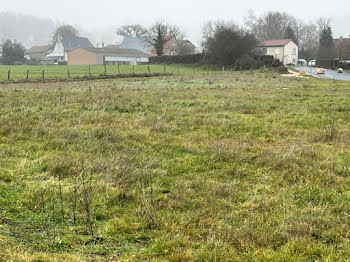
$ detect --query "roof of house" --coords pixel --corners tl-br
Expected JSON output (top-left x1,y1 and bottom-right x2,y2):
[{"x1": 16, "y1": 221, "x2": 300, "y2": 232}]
[
  {"x1": 61, "y1": 36, "x2": 94, "y2": 51},
  {"x1": 120, "y1": 37, "x2": 153, "y2": 55},
  {"x1": 104, "y1": 44, "x2": 120, "y2": 50},
  {"x1": 26, "y1": 45, "x2": 52, "y2": 54},
  {"x1": 259, "y1": 39, "x2": 293, "y2": 47},
  {"x1": 74, "y1": 47, "x2": 150, "y2": 58}
]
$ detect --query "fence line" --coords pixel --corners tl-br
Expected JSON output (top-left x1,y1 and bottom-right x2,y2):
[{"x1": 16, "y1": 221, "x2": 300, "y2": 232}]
[{"x1": 0, "y1": 64, "x2": 255, "y2": 82}]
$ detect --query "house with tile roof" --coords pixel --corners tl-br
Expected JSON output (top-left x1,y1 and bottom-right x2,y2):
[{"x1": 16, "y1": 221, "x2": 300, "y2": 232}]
[
  {"x1": 25, "y1": 45, "x2": 52, "y2": 61},
  {"x1": 44, "y1": 36, "x2": 94, "y2": 64},
  {"x1": 259, "y1": 39, "x2": 298, "y2": 66}
]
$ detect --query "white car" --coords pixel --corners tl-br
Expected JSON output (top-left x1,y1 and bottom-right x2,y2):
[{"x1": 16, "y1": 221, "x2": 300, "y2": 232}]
[{"x1": 308, "y1": 60, "x2": 316, "y2": 67}]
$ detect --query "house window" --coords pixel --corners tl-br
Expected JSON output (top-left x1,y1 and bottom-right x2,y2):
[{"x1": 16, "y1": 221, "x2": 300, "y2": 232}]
[{"x1": 275, "y1": 48, "x2": 280, "y2": 55}]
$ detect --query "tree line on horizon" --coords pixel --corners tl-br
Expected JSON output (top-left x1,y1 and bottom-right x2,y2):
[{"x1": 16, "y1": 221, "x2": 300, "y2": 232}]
[{"x1": 0, "y1": 11, "x2": 341, "y2": 65}]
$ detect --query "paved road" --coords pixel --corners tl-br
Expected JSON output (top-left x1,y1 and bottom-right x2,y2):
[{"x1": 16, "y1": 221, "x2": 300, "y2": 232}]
[{"x1": 297, "y1": 67, "x2": 350, "y2": 81}]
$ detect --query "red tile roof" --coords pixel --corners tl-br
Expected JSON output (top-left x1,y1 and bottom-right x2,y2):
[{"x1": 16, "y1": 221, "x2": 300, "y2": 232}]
[{"x1": 259, "y1": 39, "x2": 293, "y2": 47}]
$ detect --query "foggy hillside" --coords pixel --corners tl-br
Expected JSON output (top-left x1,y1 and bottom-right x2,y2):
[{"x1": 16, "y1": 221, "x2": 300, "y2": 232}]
[{"x1": 0, "y1": 12, "x2": 55, "y2": 47}]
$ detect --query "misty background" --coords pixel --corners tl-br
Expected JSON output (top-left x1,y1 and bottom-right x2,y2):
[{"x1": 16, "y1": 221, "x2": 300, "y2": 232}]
[{"x1": 1, "y1": 0, "x2": 350, "y2": 48}]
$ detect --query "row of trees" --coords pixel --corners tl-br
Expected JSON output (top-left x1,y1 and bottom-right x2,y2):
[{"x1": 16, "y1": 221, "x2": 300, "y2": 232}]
[
  {"x1": 244, "y1": 11, "x2": 335, "y2": 60},
  {"x1": 115, "y1": 11, "x2": 338, "y2": 65}
]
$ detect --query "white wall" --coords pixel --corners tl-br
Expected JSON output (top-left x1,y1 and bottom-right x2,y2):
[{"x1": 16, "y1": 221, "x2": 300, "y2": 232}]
[
  {"x1": 283, "y1": 42, "x2": 298, "y2": 65},
  {"x1": 46, "y1": 39, "x2": 65, "y2": 58}
]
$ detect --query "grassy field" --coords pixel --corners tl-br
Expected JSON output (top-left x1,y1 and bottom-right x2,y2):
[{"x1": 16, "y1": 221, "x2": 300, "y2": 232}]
[
  {"x1": 0, "y1": 64, "x2": 222, "y2": 81},
  {"x1": 1, "y1": 70, "x2": 350, "y2": 261}
]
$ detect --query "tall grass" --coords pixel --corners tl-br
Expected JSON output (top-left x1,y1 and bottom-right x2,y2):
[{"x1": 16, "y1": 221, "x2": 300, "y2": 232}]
[{"x1": 1, "y1": 71, "x2": 350, "y2": 261}]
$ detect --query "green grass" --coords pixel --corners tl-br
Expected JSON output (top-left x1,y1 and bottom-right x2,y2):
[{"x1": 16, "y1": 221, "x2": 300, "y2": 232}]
[
  {"x1": 1, "y1": 70, "x2": 350, "y2": 261},
  {"x1": 0, "y1": 64, "x2": 221, "y2": 81}
]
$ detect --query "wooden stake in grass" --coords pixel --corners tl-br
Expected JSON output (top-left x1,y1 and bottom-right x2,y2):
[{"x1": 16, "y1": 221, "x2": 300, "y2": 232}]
[
  {"x1": 104, "y1": 64, "x2": 107, "y2": 76},
  {"x1": 148, "y1": 65, "x2": 151, "y2": 74},
  {"x1": 67, "y1": 69, "x2": 70, "y2": 79},
  {"x1": 58, "y1": 174, "x2": 65, "y2": 220},
  {"x1": 88, "y1": 65, "x2": 91, "y2": 77},
  {"x1": 42, "y1": 70, "x2": 45, "y2": 80},
  {"x1": 118, "y1": 63, "x2": 120, "y2": 75},
  {"x1": 7, "y1": 70, "x2": 10, "y2": 80},
  {"x1": 26, "y1": 70, "x2": 29, "y2": 81}
]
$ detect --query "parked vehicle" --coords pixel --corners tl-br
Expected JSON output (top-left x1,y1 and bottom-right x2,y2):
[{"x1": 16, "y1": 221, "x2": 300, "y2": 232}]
[
  {"x1": 308, "y1": 60, "x2": 316, "y2": 67},
  {"x1": 298, "y1": 59, "x2": 307, "y2": 66}
]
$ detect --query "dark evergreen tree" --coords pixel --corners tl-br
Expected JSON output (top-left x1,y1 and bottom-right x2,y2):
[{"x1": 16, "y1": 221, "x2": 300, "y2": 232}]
[
  {"x1": 318, "y1": 27, "x2": 334, "y2": 59},
  {"x1": 1, "y1": 40, "x2": 25, "y2": 65},
  {"x1": 284, "y1": 25, "x2": 298, "y2": 44}
]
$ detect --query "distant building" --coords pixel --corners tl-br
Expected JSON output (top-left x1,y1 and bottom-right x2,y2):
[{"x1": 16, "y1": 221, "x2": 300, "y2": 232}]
[
  {"x1": 120, "y1": 37, "x2": 153, "y2": 55},
  {"x1": 334, "y1": 37, "x2": 350, "y2": 61},
  {"x1": 44, "y1": 36, "x2": 94, "y2": 64},
  {"x1": 258, "y1": 39, "x2": 298, "y2": 66},
  {"x1": 120, "y1": 36, "x2": 196, "y2": 57},
  {"x1": 25, "y1": 45, "x2": 52, "y2": 61},
  {"x1": 67, "y1": 47, "x2": 149, "y2": 65},
  {"x1": 150, "y1": 35, "x2": 196, "y2": 56}
]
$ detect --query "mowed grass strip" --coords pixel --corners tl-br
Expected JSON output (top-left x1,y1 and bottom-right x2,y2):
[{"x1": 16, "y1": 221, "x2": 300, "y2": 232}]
[{"x1": 1, "y1": 71, "x2": 350, "y2": 261}]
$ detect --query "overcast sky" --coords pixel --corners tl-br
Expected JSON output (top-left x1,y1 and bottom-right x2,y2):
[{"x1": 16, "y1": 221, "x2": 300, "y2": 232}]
[{"x1": 2, "y1": 0, "x2": 350, "y2": 46}]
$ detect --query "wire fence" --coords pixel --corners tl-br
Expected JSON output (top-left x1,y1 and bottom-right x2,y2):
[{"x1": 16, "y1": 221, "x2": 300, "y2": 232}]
[{"x1": 0, "y1": 64, "x2": 228, "y2": 82}]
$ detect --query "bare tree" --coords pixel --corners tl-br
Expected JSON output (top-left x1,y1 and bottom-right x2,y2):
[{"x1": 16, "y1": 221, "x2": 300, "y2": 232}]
[
  {"x1": 245, "y1": 11, "x2": 298, "y2": 42},
  {"x1": 144, "y1": 20, "x2": 184, "y2": 56},
  {"x1": 316, "y1": 17, "x2": 332, "y2": 34},
  {"x1": 298, "y1": 24, "x2": 319, "y2": 60},
  {"x1": 52, "y1": 25, "x2": 79, "y2": 43},
  {"x1": 116, "y1": 24, "x2": 147, "y2": 37}
]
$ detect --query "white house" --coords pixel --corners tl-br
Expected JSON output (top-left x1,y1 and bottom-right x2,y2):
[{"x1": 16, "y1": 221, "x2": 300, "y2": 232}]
[
  {"x1": 44, "y1": 36, "x2": 94, "y2": 64},
  {"x1": 259, "y1": 39, "x2": 298, "y2": 66}
]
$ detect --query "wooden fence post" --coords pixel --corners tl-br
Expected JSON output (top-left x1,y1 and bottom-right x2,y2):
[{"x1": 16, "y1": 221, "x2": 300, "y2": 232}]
[
  {"x1": 104, "y1": 64, "x2": 107, "y2": 76},
  {"x1": 118, "y1": 64, "x2": 120, "y2": 75},
  {"x1": 7, "y1": 70, "x2": 10, "y2": 81},
  {"x1": 67, "y1": 69, "x2": 70, "y2": 79},
  {"x1": 148, "y1": 65, "x2": 150, "y2": 74},
  {"x1": 42, "y1": 70, "x2": 45, "y2": 80},
  {"x1": 222, "y1": 66, "x2": 225, "y2": 72},
  {"x1": 89, "y1": 65, "x2": 91, "y2": 77},
  {"x1": 26, "y1": 70, "x2": 29, "y2": 81}
]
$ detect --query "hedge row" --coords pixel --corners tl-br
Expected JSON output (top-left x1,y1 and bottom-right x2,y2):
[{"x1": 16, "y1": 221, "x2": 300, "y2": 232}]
[{"x1": 149, "y1": 54, "x2": 204, "y2": 64}]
